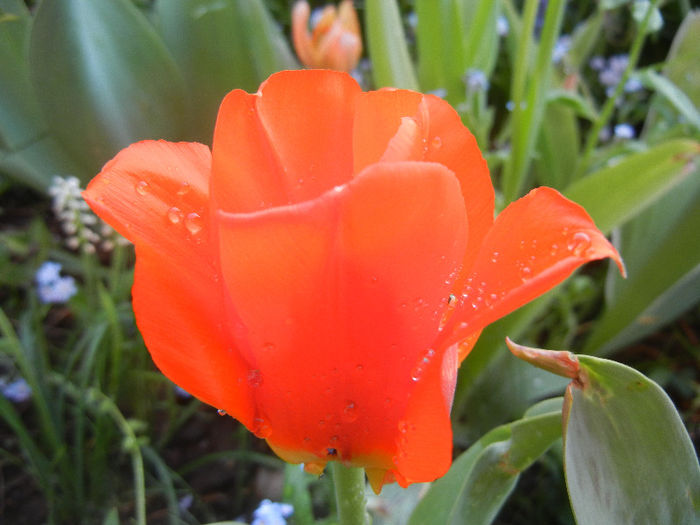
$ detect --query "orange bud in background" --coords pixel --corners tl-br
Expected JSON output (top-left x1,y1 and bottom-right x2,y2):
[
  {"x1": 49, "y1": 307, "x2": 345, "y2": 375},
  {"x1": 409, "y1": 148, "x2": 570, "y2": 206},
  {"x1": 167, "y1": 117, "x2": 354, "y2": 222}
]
[{"x1": 292, "y1": 0, "x2": 362, "y2": 72}]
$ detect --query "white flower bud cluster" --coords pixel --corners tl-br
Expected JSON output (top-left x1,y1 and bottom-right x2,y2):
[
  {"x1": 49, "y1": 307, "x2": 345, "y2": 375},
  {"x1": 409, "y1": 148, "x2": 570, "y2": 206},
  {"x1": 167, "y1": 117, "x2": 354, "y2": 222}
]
[{"x1": 48, "y1": 175, "x2": 130, "y2": 253}]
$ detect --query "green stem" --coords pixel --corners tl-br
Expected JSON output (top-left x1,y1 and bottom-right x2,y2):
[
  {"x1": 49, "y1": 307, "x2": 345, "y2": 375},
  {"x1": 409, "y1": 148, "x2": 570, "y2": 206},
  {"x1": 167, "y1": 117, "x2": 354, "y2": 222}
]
[{"x1": 331, "y1": 462, "x2": 369, "y2": 525}]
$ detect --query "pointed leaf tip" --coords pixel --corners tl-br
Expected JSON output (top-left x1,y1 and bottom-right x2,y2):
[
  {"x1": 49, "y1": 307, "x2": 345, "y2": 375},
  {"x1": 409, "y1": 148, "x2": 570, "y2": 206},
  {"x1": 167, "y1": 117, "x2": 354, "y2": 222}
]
[{"x1": 505, "y1": 338, "x2": 581, "y2": 381}]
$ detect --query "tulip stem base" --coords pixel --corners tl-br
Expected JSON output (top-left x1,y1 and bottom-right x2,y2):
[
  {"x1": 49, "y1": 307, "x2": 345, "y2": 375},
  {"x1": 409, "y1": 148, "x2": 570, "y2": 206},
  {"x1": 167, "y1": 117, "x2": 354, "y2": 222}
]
[{"x1": 330, "y1": 462, "x2": 369, "y2": 525}]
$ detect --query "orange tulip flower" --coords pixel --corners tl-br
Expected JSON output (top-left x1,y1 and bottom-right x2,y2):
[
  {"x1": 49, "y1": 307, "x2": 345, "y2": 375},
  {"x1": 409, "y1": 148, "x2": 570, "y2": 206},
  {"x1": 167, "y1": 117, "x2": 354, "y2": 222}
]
[
  {"x1": 292, "y1": 0, "x2": 362, "y2": 71},
  {"x1": 83, "y1": 70, "x2": 623, "y2": 493}
]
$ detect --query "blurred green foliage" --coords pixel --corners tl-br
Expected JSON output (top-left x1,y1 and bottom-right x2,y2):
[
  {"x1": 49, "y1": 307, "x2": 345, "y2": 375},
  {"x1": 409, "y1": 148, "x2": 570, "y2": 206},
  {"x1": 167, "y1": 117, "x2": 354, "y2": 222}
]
[{"x1": 0, "y1": 0, "x2": 698, "y2": 523}]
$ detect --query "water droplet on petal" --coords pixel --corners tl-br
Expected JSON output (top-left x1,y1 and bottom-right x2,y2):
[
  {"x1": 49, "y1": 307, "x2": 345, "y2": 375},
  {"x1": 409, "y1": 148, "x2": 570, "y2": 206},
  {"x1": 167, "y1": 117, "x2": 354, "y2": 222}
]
[
  {"x1": 491, "y1": 251, "x2": 500, "y2": 263},
  {"x1": 177, "y1": 182, "x2": 190, "y2": 195},
  {"x1": 343, "y1": 401, "x2": 358, "y2": 422},
  {"x1": 550, "y1": 243, "x2": 559, "y2": 256},
  {"x1": 167, "y1": 206, "x2": 182, "y2": 224},
  {"x1": 568, "y1": 231, "x2": 592, "y2": 256},
  {"x1": 217, "y1": 408, "x2": 227, "y2": 416},
  {"x1": 185, "y1": 212, "x2": 203, "y2": 234},
  {"x1": 252, "y1": 417, "x2": 272, "y2": 438},
  {"x1": 410, "y1": 365, "x2": 424, "y2": 382},
  {"x1": 431, "y1": 136, "x2": 442, "y2": 149},
  {"x1": 519, "y1": 265, "x2": 532, "y2": 281},
  {"x1": 247, "y1": 369, "x2": 263, "y2": 387},
  {"x1": 135, "y1": 181, "x2": 149, "y2": 195}
]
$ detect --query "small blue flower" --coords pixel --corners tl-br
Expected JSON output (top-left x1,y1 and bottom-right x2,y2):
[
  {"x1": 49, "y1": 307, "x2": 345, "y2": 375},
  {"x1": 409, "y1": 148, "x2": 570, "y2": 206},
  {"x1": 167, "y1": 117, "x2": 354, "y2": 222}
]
[
  {"x1": 464, "y1": 69, "x2": 489, "y2": 93},
  {"x1": 35, "y1": 261, "x2": 62, "y2": 286},
  {"x1": 614, "y1": 123, "x2": 635, "y2": 140},
  {"x1": 252, "y1": 499, "x2": 294, "y2": 525},
  {"x1": 2, "y1": 378, "x2": 32, "y2": 403},
  {"x1": 35, "y1": 261, "x2": 78, "y2": 304},
  {"x1": 497, "y1": 15, "x2": 509, "y2": 37},
  {"x1": 552, "y1": 35, "x2": 571, "y2": 64}
]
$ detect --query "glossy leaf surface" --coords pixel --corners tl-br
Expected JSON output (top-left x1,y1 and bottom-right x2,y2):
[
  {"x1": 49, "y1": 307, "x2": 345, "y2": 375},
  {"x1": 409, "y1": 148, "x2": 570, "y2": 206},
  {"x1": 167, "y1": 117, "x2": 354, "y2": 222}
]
[
  {"x1": 410, "y1": 400, "x2": 562, "y2": 525},
  {"x1": 564, "y1": 355, "x2": 700, "y2": 525},
  {"x1": 29, "y1": 0, "x2": 186, "y2": 179}
]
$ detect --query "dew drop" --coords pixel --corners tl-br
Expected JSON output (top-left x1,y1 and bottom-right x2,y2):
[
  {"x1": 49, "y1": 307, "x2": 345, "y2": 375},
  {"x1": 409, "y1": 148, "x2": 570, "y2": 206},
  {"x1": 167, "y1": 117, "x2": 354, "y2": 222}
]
[
  {"x1": 167, "y1": 206, "x2": 182, "y2": 224},
  {"x1": 185, "y1": 212, "x2": 203, "y2": 234},
  {"x1": 247, "y1": 369, "x2": 263, "y2": 387},
  {"x1": 343, "y1": 401, "x2": 358, "y2": 422},
  {"x1": 431, "y1": 136, "x2": 442, "y2": 149},
  {"x1": 177, "y1": 182, "x2": 190, "y2": 196},
  {"x1": 410, "y1": 365, "x2": 424, "y2": 382},
  {"x1": 519, "y1": 265, "x2": 532, "y2": 281},
  {"x1": 252, "y1": 417, "x2": 272, "y2": 438},
  {"x1": 356, "y1": 364, "x2": 364, "y2": 372},
  {"x1": 135, "y1": 181, "x2": 149, "y2": 195},
  {"x1": 263, "y1": 342, "x2": 276, "y2": 352},
  {"x1": 217, "y1": 408, "x2": 226, "y2": 416},
  {"x1": 318, "y1": 419, "x2": 326, "y2": 428},
  {"x1": 568, "y1": 231, "x2": 592, "y2": 256},
  {"x1": 447, "y1": 294, "x2": 457, "y2": 306},
  {"x1": 550, "y1": 243, "x2": 559, "y2": 256},
  {"x1": 490, "y1": 251, "x2": 500, "y2": 263}
]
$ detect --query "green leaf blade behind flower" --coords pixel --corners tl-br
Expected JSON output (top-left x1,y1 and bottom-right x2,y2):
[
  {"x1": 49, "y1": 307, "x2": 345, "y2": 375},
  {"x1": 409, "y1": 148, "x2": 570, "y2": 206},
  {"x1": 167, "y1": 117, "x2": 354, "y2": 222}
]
[
  {"x1": 563, "y1": 138, "x2": 699, "y2": 236},
  {"x1": 28, "y1": 0, "x2": 187, "y2": 181},
  {"x1": 409, "y1": 405, "x2": 562, "y2": 525},
  {"x1": 155, "y1": 0, "x2": 297, "y2": 143},
  {"x1": 365, "y1": 0, "x2": 419, "y2": 90},
  {"x1": 564, "y1": 355, "x2": 700, "y2": 525}
]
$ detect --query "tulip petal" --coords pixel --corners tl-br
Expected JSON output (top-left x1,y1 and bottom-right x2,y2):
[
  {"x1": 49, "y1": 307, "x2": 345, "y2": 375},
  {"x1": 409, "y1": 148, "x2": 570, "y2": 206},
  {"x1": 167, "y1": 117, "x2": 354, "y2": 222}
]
[
  {"x1": 421, "y1": 95, "x2": 494, "y2": 275},
  {"x1": 352, "y1": 89, "x2": 423, "y2": 174},
  {"x1": 217, "y1": 161, "x2": 468, "y2": 485},
  {"x1": 354, "y1": 91, "x2": 493, "y2": 287},
  {"x1": 212, "y1": 89, "x2": 289, "y2": 213},
  {"x1": 83, "y1": 140, "x2": 254, "y2": 423},
  {"x1": 440, "y1": 187, "x2": 624, "y2": 349},
  {"x1": 256, "y1": 70, "x2": 362, "y2": 201}
]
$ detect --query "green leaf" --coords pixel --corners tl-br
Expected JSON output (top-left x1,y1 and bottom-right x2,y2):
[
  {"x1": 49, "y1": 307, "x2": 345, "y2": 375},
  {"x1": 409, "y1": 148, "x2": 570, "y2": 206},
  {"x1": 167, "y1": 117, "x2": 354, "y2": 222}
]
[
  {"x1": 282, "y1": 463, "x2": 315, "y2": 525},
  {"x1": 0, "y1": 16, "x2": 84, "y2": 191},
  {"x1": 410, "y1": 408, "x2": 562, "y2": 525},
  {"x1": 563, "y1": 138, "x2": 699, "y2": 235},
  {"x1": 584, "y1": 171, "x2": 700, "y2": 354},
  {"x1": 534, "y1": 100, "x2": 580, "y2": 189},
  {"x1": 0, "y1": 0, "x2": 28, "y2": 16},
  {"x1": 638, "y1": 69, "x2": 700, "y2": 133},
  {"x1": 154, "y1": 0, "x2": 297, "y2": 143},
  {"x1": 564, "y1": 355, "x2": 700, "y2": 524},
  {"x1": 28, "y1": 0, "x2": 187, "y2": 181},
  {"x1": 0, "y1": 16, "x2": 43, "y2": 151},
  {"x1": 365, "y1": 0, "x2": 418, "y2": 90}
]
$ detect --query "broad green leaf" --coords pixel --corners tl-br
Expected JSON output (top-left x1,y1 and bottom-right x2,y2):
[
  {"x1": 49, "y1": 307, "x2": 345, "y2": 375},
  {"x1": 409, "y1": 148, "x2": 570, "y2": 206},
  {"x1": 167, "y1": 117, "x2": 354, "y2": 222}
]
[
  {"x1": 663, "y1": 11, "x2": 700, "y2": 106},
  {"x1": 534, "y1": 100, "x2": 580, "y2": 189},
  {"x1": 410, "y1": 408, "x2": 562, "y2": 525},
  {"x1": 0, "y1": 16, "x2": 84, "y2": 190},
  {"x1": 0, "y1": 0, "x2": 27, "y2": 16},
  {"x1": 0, "y1": 17, "x2": 43, "y2": 151},
  {"x1": 563, "y1": 138, "x2": 699, "y2": 235},
  {"x1": 584, "y1": 172, "x2": 700, "y2": 354},
  {"x1": 155, "y1": 0, "x2": 297, "y2": 142},
  {"x1": 415, "y1": 0, "x2": 464, "y2": 95},
  {"x1": 564, "y1": 355, "x2": 700, "y2": 525},
  {"x1": 643, "y1": 11, "x2": 700, "y2": 137},
  {"x1": 365, "y1": 0, "x2": 418, "y2": 90},
  {"x1": 0, "y1": 135, "x2": 85, "y2": 192},
  {"x1": 461, "y1": 0, "x2": 501, "y2": 78},
  {"x1": 29, "y1": 0, "x2": 186, "y2": 181},
  {"x1": 639, "y1": 69, "x2": 700, "y2": 133}
]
